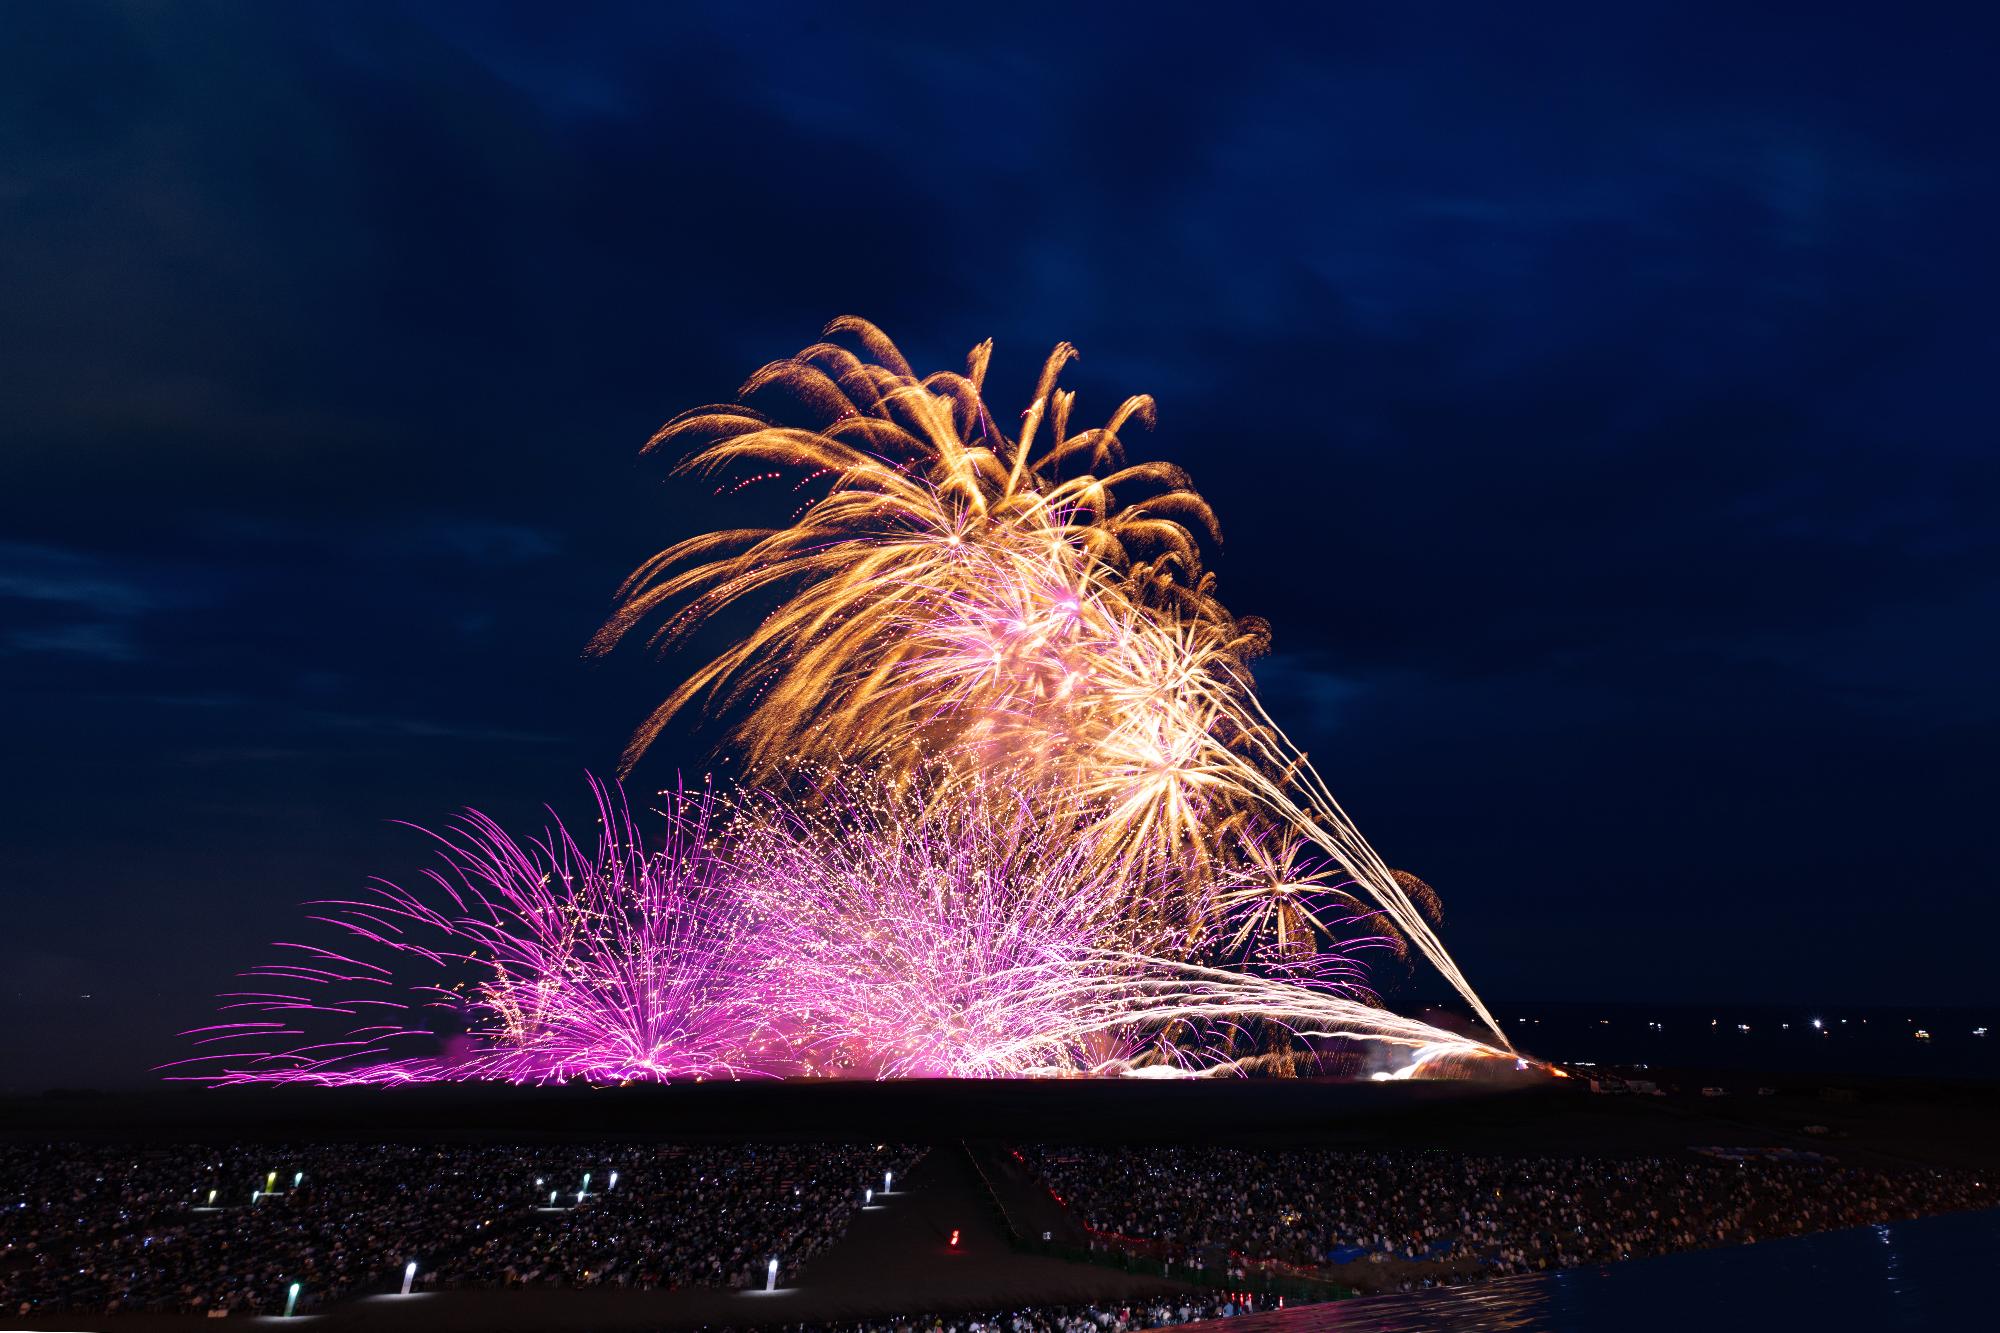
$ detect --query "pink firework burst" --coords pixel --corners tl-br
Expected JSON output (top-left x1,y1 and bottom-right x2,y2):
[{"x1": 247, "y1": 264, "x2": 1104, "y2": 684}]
[
  {"x1": 166, "y1": 780, "x2": 777, "y2": 1085},
  {"x1": 722, "y1": 768, "x2": 1164, "y2": 1077},
  {"x1": 724, "y1": 769, "x2": 1380, "y2": 1079}
]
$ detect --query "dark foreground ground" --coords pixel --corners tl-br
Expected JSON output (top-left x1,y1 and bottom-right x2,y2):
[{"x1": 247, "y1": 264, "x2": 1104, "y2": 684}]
[
  {"x1": 2, "y1": 1142, "x2": 1211, "y2": 1333},
  {"x1": 6, "y1": 1068, "x2": 1998, "y2": 1170},
  {"x1": 4, "y1": 1071, "x2": 1995, "y2": 1331}
]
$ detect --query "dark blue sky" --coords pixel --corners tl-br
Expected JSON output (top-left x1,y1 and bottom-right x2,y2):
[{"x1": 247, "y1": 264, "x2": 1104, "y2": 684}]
[{"x1": 3, "y1": 2, "x2": 1995, "y2": 1089}]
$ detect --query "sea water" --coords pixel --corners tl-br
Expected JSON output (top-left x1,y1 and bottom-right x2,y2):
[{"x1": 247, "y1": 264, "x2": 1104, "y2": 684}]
[{"x1": 1255, "y1": 1206, "x2": 2000, "y2": 1332}]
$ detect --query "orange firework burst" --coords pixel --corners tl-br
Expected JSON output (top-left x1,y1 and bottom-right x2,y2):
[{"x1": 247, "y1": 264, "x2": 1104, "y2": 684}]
[
  {"x1": 591, "y1": 317, "x2": 1264, "y2": 778},
  {"x1": 595, "y1": 320, "x2": 1509, "y2": 1048}
]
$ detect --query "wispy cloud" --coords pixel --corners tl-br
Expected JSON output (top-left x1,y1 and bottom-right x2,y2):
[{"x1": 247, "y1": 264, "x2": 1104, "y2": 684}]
[
  {"x1": 0, "y1": 542, "x2": 160, "y2": 616},
  {"x1": 0, "y1": 542, "x2": 184, "y2": 662},
  {"x1": 6, "y1": 622, "x2": 140, "y2": 662}
]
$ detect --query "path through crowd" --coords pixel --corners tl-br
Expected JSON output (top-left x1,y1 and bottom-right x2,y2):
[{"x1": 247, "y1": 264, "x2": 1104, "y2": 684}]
[
  {"x1": 4, "y1": 1145, "x2": 1198, "y2": 1333},
  {"x1": 755, "y1": 1142, "x2": 1198, "y2": 1315}
]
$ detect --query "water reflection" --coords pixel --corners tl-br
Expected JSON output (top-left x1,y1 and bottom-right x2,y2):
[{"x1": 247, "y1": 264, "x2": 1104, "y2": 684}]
[{"x1": 1197, "y1": 1208, "x2": 1999, "y2": 1333}]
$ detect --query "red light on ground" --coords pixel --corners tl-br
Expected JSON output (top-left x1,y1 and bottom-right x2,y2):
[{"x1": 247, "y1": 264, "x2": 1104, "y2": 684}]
[{"x1": 949, "y1": 1229, "x2": 960, "y2": 1248}]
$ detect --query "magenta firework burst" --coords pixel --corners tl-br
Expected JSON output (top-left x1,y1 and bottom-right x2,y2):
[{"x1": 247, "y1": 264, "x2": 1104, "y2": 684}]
[
  {"x1": 168, "y1": 781, "x2": 776, "y2": 1085},
  {"x1": 722, "y1": 770, "x2": 1416, "y2": 1079},
  {"x1": 177, "y1": 773, "x2": 1527, "y2": 1084},
  {"x1": 724, "y1": 770, "x2": 1163, "y2": 1077},
  {"x1": 172, "y1": 320, "x2": 1553, "y2": 1085}
]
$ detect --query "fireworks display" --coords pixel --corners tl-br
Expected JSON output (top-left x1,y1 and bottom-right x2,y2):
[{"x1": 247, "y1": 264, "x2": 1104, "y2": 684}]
[
  {"x1": 592, "y1": 320, "x2": 1505, "y2": 1041},
  {"x1": 185, "y1": 320, "x2": 1530, "y2": 1084},
  {"x1": 182, "y1": 771, "x2": 1511, "y2": 1082},
  {"x1": 170, "y1": 782, "x2": 776, "y2": 1085}
]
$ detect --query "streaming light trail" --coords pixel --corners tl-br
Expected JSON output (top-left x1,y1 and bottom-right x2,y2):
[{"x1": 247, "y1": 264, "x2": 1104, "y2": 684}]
[
  {"x1": 177, "y1": 772, "x2": 1522, "y2": 1084},
  {"x1": 165, "y1": 781, "x2": 779, "y2": 1086},
  {"x1": 726, "y1": 768, "x2": 1506, "y2": 1079},
  {"x1": 178, "y1": 321, "x2": 1530, "y2": 1083},
  {"x1": 593, "y1": 319, "x2": 1507, "y2": 1044}
]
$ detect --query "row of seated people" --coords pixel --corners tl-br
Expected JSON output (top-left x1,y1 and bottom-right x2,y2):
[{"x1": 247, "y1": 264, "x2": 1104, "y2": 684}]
[{"x1": 3, "y1": 1140, "x2": 921, "y2": 1316}]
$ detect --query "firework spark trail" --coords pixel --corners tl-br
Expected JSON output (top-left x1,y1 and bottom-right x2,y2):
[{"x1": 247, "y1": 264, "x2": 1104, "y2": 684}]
[
  {"x1": 721, "y1": 769, "x2": 1162, "y2": 1077},
  {"x1": 182, "y1": 321, "x2": 1527, "y2": 1085},
  {"x1": 1203, "y1": 665, "x2": 1510, "y2": 1046},
  {"x1": 166, "y1": 781, "x2": 777, "y2": 1086},
  {"x1": 722, "y1": 769, "x2": 1510, "y2": 1079},
  {"x1": 178, "y1": 773, "x2": 1526, "y2": 1083},
  {"x1": 590, "y1": 319, "x2": 1510, "y2": 1049},
  {"x1": 877, "y1": 509, "x2": 1512, "y2": 1045},
  {"x1": 590, "y1": 318, "x2": 1264, "y2": 788},
  {"x1": 892, "y1": 543, "x2": 1250, "y2": 869}
]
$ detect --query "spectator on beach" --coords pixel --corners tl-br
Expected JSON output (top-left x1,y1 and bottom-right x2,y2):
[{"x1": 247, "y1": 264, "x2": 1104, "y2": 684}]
[
  {"x1": 1013, "y1": 1145, "x2": 1989, "y2": 1292},
  {"x1": 2, "y1": 1141, "x2": 920, "y2": 1317},
  {"x1": 737, "y1": 1294, "x2": 1266, "y2": 1333}
]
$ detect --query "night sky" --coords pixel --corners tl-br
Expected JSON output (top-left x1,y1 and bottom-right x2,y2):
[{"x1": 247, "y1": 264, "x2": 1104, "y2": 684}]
[{"x1": 4, "y1": 3, "x2": 1995, "y2": 1090}]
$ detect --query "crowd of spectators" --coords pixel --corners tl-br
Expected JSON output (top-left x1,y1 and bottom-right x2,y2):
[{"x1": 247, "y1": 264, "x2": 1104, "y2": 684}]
[
  {"x1": 448, "y1": 1143, "x2": 915, "y2": 1290},
  {"x1": 2, "y1": 1141, "x2": 919, "y2": 1318},
  {"x1": 17, "y1": 1136, "x2": 1984, "y2": 1319},
  {"x1": 1014, "y1": 1145, "x2": 1990, "y2": 1291},
  {"x1": 722, "y1": 1294, "x2": 1268, "y2": 1333}
]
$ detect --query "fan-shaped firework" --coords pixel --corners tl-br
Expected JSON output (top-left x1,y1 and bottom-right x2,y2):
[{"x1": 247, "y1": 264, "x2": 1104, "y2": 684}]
[
  {"x1": 168, "y1": 782, "x2": 775, "y2": 1085},
  {"x1": 725, "y1": 768, "x2": 1184, "y2": 1077},
  {"x1": 725, "y1": 768, "x2": 1501, "y2": 1080},
  {"x1": 178, "y1": 773, "x2": 1523, "y2": 1084},
  {"x1": 595, "y1": 320, "x2": 1506, "y2": 1044},
  {"x1": 589, "y1": 318, "x2": 1266, "y2": 885},
  {"x1": 181, "y1": 321, "x2": 1527, "y2": 1085}
]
